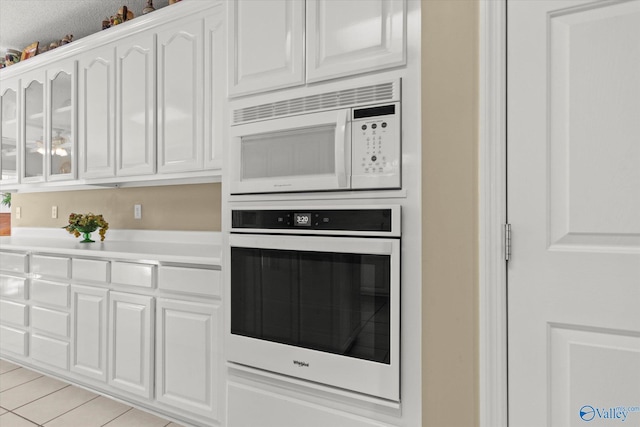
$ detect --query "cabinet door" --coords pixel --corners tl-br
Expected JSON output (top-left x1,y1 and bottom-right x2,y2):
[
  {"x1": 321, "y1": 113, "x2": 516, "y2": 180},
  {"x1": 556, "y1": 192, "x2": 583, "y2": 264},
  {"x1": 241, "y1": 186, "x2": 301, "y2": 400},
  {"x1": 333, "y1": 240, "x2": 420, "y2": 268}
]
[
  {"x1": 71, "y1": 285, "x2": 108, "y2": 381},
  {"x1": 108, "y1": 291, "x2": 154, "y2": 399},
  {"x1": 228, "y1": 0, "x2": 305, "y2": 97},
  {"x1": 0, "y1": 79, "x2": 20, "y2": 184},
  {"x1": 21, "y1": 69, "x2": 46, "y2": 183},
  {"x1": 116, "y1": 34, "x2": 156, "y2": 177},
  {"x1": 306, "y1": 0, "x2": 405, "y2": 82},
  {"x1": 157, "y1": 17, "x2": 204, "y2": 173},
  {"x1": 47, "y1": 60, "x2": 76, "y2": 181},
  {"x1": 204, "y1": 9, "x2": 225, "y2": 170},
  {"x1": 156, "y1": 298, "x2": 220, "y2": 420},
  {"x1": 78, "y1": 45, "x2": 116, "y2": 179}
]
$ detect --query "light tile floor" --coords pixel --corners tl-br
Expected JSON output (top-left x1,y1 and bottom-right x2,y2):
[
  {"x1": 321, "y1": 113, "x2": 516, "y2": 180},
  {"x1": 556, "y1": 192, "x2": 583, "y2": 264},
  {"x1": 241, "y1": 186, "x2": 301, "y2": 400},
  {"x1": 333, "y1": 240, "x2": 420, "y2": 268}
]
[{"x1": 0, "y1": 359, "x2": 185, "y2": 427}]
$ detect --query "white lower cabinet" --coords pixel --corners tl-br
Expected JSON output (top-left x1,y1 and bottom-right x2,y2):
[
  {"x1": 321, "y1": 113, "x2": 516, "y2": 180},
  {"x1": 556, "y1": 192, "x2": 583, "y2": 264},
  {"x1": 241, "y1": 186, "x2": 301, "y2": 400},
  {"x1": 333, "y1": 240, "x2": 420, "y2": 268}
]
[
  {"x1": 108, "y1": 291, "x2": 154, "y2": 399},
  {"x1": 227, "y1": 381, "x2": 394, "y2": 427},
  {"x1": 71, "y1": 285, "x2": 108, "y2": 381},
  {"x1": 156, "y1": 298, "x2": 221, "y2": 421}
]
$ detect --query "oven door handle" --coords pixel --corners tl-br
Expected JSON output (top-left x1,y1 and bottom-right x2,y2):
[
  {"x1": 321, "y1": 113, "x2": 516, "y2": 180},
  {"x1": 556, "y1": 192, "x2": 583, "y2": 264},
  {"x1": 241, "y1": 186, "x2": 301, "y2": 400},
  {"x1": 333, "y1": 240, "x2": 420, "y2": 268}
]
[
  {"x1": 335, "y1": 109, "x2": 350, "y2": 189},
  {"x1": 230, "y1": 234, "x2": 397, "y2": 255}
]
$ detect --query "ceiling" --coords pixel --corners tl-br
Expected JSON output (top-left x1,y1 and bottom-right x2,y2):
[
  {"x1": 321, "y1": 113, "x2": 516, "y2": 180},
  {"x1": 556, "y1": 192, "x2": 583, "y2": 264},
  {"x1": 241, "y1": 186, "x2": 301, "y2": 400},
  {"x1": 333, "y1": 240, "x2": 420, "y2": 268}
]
[{"x1": 0, "y1": 0, "x2": 172, "y2": 55}]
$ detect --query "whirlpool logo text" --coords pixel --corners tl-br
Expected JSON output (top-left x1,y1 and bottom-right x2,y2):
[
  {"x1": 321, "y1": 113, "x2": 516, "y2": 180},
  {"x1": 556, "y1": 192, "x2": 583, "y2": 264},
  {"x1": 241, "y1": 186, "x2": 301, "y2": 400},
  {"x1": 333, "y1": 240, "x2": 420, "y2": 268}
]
[{"x1": 579, "y1": 405, "x2": 640, "y2": 423}]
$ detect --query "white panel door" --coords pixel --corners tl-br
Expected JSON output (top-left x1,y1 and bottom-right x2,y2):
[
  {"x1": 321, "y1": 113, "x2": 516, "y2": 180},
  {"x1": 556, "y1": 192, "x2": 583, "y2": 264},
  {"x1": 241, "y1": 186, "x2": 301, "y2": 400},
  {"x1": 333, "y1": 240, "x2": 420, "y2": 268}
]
[
  {"x1": 157, "y1": 17, "x2": 204, "y2": 173},
  {"x1": 228, "y1": 0, "x2": 305, "y2": 97},
  {"x1": 306, "y1": 0, "x2": 405, "y2": 83},
  {"x1": 508, "y1": 1, "x2": 640, "y2": 426},
  {"x1": 108, "y1": 291, "x2": 154, "y2": 399},
  {"x1": 0, "y1": 78, "x2": 20, "y2": 184},
  {"x1": 116, "y1": 34, "x2": 156, "y2": 177},
  {"x1": 71, "y1": 285, "x2": 108, "y2": 381},
  {"x1": 156, "y1": 298, "x2": 220, "y2": 420},
  {"x1": 78, "y1": 45, "x2": 116, "y2": 179}
]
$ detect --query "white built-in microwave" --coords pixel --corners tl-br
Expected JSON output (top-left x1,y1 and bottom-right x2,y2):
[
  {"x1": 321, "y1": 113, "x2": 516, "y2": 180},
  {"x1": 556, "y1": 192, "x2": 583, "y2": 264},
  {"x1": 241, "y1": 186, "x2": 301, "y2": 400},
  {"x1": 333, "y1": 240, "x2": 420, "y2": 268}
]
[{"x1": 229, "y1": 100, "x2": 401, "y2": 195}]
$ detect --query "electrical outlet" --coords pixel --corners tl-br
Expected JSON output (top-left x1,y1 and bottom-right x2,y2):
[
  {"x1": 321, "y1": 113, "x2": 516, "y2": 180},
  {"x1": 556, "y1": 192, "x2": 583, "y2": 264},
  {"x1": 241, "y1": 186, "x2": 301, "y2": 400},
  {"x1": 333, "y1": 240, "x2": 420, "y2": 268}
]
[
  {"x1": 52, "y1": 206, "x2": 58, "y2": 219},
  {"x1": 134, "y1": 204, "x2": 142, "y2": 219},
  {"x1": 16, "y1": 207, "x2": 21, "y2": 219}
]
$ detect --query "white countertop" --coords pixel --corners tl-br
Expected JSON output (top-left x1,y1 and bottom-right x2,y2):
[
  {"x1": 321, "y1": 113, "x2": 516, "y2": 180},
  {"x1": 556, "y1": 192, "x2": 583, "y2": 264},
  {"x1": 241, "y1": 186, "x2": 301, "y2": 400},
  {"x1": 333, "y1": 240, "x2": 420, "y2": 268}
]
[{"x1": 0, "y1": 228, "x2": 222, "y2": 266}]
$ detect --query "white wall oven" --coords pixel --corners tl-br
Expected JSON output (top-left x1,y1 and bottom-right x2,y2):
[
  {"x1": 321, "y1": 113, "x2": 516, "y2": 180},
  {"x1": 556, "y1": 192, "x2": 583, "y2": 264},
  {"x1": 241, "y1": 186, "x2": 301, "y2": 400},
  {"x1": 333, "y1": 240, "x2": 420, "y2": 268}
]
[
  {"x1": 229, "y1": 80, "x2": 401, "y2": 195},
  {"x1": 228, "y1": 206, "x2": 400, "y2": 401}
]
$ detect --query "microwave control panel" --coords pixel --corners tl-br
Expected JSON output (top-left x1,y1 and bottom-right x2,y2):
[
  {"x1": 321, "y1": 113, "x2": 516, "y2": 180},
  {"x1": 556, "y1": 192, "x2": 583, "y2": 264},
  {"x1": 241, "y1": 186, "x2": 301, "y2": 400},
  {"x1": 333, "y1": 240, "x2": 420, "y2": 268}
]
[{"x1": 351, "y1": 102, "x2": 401, "y2": 189}]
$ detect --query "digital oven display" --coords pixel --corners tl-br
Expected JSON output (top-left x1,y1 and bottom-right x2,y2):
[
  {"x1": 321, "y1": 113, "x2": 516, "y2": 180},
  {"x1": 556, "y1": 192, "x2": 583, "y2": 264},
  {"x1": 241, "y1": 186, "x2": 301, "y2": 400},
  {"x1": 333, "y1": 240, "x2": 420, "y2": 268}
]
[{"x1": 294, "y1": 213, "x2": 312, "y2": 227}]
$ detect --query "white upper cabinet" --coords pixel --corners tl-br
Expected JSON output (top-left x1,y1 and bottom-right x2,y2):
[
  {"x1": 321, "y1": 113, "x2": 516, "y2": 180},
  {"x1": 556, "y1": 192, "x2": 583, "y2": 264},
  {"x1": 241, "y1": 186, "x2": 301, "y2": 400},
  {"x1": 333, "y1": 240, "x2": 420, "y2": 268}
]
[
  {"x1": 306, "y1": 0, "x2": 406, "y2": 82},
  {"x1": 227, "y1": 0, "x2": 305, "y2": 97},
  {"x1": 21, "y1": 69, "x2": 46, "y2": 183},
  {"x1": 0, "y1": 79, "x2": 20, "y2": 185},
  {"x1": 47, "y1": 60, "x2": 76, "y2": 181},
  {"x1": 228, "y1": 0, "x2": 405, "y2": 97},
  {"x1": 78, "y1": 45, "x2": 116, "y2": 179},
  {"x1": 157, "y1": 17, "x2": 204, "y2": 173},
  {"x1": 116, "y1": 34, "x2": 156, "y2": 177}
]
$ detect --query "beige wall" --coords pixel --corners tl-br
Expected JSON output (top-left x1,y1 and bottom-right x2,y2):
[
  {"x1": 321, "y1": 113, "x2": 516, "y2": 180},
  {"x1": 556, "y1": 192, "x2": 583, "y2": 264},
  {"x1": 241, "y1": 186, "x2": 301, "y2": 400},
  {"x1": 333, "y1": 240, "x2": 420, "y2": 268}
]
[
  {"x1": 422, "y1": 1, "x2": 479, "y2": 426},
  {"x1": 11, "y1": 183, "x2": 222, "y2": 231}
]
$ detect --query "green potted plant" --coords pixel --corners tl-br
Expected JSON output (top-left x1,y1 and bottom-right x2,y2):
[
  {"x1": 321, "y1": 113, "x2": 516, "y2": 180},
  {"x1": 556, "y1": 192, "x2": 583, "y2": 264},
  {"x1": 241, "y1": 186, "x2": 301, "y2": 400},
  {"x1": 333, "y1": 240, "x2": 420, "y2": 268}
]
[
  {"x1": 63, "y1": 213, "x2": 109, "y2": 243},
  {"x1": 1, "y1": 193, "x2": 10, "y2": 208}
]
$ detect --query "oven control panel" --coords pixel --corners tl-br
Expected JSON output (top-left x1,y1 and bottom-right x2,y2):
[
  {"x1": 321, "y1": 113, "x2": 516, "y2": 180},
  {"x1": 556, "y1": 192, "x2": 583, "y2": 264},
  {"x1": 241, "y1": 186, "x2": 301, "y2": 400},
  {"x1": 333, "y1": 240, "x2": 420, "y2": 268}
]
[
  {"x1": 232, "y1": 209, "x2": 393, "y2": 232},
  {"x1": 351, "y1": 103, "x2": 401, "y2": 189}
]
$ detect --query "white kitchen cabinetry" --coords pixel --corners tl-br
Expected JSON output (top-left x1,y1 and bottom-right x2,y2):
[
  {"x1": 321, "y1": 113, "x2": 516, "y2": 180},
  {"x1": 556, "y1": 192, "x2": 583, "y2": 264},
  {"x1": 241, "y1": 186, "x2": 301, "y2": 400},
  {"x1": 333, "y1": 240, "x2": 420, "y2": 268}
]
[
  {"x1": 306, "y1": 0, "x2": 405, "y2": 83},
  {"x1": 77, "y1": 45, "x2": 116, "y2": 179},
  {"x1": 21, "y1": 68, "x2": 46, "y2": 183},
  {"x1": 156, "y1": 298, "x2": 221, "y2": 420},
  {"x1": 227, "y1": 0, "x2": 305, "y2": 97},
  {"x1": 228, "y1": 0, "x2": 405, "y2": 97},
  {"x1": 204, "y1": 12, "x2": 225, "y2": 170},
  {"x1": 47, "y1": 60, "x2": 76, "y2": 181},
  {"x1": 116, "y1": 33, "x2": 156, "y2": 177},
  {"x1": 0, "y1": 78, "x2": 20, "y2": 185},
  {"x1": 157, "y1": 17, "x2": 204, "y2": 173},
  {"x1": 71, "y1": 285, "x2": 108, "y2": 381},
  {"x1": 108, "y1": 291, "x2": 154, "y2": 399}
]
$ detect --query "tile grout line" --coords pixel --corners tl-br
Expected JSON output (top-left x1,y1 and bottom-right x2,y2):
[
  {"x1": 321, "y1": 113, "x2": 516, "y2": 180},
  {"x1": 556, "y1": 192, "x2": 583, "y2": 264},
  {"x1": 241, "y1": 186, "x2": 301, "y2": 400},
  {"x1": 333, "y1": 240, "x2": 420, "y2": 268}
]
[
  {"x1": 40, "y1": 394, "x2": 102, "y2": 426},
  {"x1": 9, "y1": 384, "x2": 72, "y2": 412},
  {"x1": 0, "y1": 373, "x2": 45, "y2": 394},
  {"x1": 100, "y1": 406, "x2": 134, "y2": 427}
]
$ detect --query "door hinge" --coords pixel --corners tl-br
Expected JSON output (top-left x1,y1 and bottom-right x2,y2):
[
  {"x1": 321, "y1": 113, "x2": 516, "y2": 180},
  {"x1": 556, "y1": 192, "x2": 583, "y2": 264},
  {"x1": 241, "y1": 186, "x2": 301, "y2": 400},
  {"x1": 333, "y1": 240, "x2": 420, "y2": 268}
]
[{"x1": 504, "y1": 223, "x2": 512, "y2": 262}]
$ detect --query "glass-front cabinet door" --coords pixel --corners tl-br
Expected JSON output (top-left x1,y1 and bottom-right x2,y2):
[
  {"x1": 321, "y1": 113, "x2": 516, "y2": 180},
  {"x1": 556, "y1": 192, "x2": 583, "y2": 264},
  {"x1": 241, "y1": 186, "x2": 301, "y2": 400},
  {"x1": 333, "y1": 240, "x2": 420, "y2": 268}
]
[
  {"x1": 22, "y1": 71, "x2": 46, "y2": 183},
  {"x1": 0, "y1": 80, "x2": 20, "y2": 185},
  {"x1": 48, "y1": 62, "x2": 76, "y2": 180}
]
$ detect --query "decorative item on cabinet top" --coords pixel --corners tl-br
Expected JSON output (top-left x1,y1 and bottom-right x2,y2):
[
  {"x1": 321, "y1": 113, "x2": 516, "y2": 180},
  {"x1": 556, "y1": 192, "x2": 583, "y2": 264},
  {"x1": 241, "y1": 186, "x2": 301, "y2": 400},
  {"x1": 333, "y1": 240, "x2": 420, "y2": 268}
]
[{"x1": 63, "y1": 212, "x2": 109, "y2": 242}]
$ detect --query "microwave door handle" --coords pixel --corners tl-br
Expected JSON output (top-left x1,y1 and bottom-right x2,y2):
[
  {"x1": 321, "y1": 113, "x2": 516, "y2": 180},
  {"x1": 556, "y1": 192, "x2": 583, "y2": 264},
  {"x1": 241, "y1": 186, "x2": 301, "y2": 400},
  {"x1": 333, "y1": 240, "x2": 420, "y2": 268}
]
[{"x1": 335, "y1": 110, "x2": 349, "y2": 188}]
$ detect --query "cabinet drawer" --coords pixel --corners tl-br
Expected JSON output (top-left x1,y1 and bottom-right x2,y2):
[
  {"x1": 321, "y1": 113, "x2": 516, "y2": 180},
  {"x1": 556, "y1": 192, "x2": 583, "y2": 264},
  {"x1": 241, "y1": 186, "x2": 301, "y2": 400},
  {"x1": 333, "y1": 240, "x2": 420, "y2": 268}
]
[
  {"x1": 0, "y1": 275, "x2": 27, "y2": 300},
  {"x1": 0, "y1": 252, "x2": 27, "y2": 273},
  {"x1": 32, "y1": 306, "x2": 69, "y2": 338},
  {"x1": 31, "y1": 334, "x2": 69, "y2": 370},
  {"x1": 111, "y1": 262, "x2": 155, "y2": 288},
  {"x1": 72, "y1": 259, "x2": 109, "y2": 283},
  {"x1": 0, "y1": 325, "x2": 28, "y2": 356},
  {"x1": 0, "y1": 300, "x2": 28, "y2": 326},
  {"x1": 31, "y1": 255, "x2": 71, "y2": 279},
  {"x1": 31, "y1": 280, "x2": 70, "y2": 308},
  {"x1": 158, "y1": 266, "x2": 220, "y2": 297}
]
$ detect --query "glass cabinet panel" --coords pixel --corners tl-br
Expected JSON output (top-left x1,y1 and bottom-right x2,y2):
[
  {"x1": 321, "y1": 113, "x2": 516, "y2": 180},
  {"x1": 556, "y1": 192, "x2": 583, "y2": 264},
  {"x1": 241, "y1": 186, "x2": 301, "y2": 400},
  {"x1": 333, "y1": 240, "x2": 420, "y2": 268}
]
[
  {"x1": 1, "y1": 89, "x2": 18, "y2": 182},
  {"x1": 24, "y1": 80, "x2": 45, "y2": 180},
  {"x1": 49, "y1": 71, "x2": 73, "y2": 178}
]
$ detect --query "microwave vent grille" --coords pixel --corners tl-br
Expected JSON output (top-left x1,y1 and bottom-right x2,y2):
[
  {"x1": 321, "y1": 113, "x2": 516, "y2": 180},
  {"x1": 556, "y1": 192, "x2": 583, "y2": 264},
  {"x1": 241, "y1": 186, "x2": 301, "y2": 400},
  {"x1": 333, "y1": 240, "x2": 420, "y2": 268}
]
[{"x1": 233, "y1": 81, "x2": 398, "y2": 124}]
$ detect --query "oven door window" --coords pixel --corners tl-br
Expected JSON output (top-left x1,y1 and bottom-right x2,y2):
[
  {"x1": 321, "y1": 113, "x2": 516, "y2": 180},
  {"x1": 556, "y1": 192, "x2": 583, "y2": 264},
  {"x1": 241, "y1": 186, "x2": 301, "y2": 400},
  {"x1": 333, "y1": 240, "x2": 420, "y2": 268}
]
[{"x1": 231, "y1": 247, "x2": 391, "y2": 364}]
